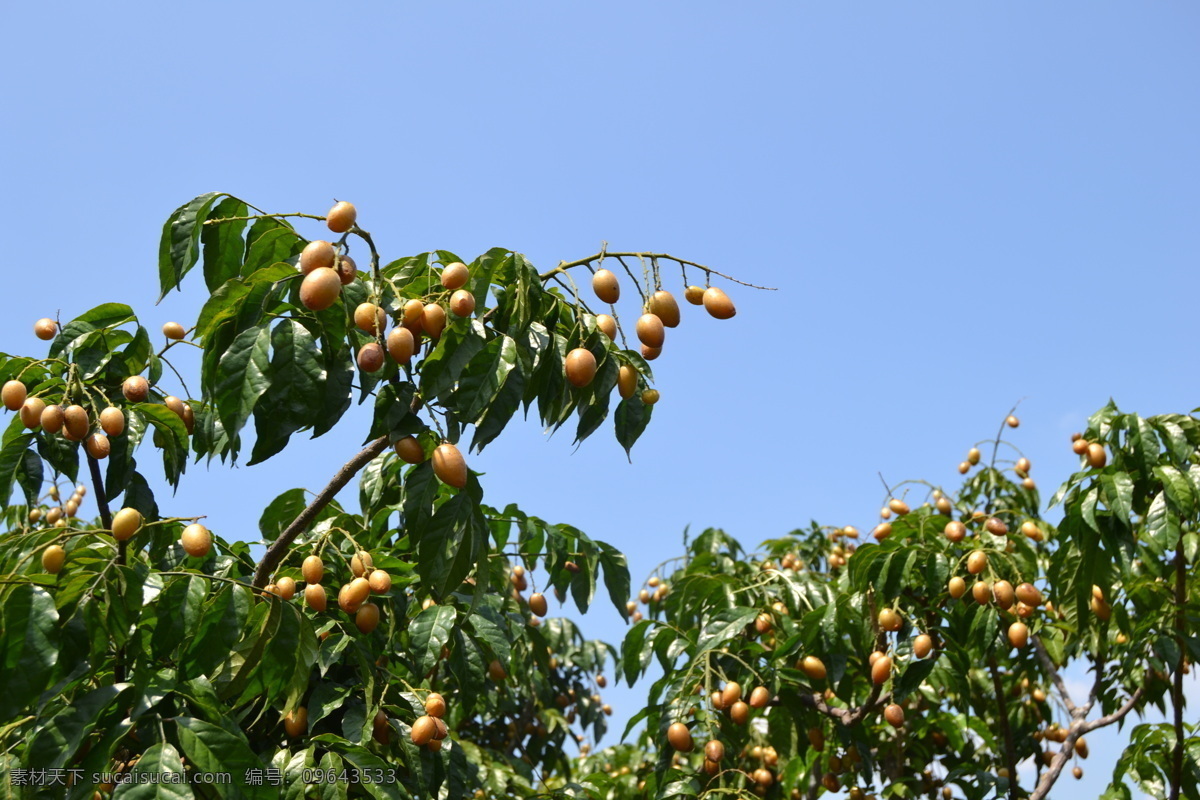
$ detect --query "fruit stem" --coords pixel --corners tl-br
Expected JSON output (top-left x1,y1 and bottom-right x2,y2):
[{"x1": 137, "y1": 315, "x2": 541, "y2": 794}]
[
  {"x1": 542, "y1": 251, "x2": 778, "y2": 291},
  {"x1": 200, "y1": 212, "x2": 326, "y2": 226}
]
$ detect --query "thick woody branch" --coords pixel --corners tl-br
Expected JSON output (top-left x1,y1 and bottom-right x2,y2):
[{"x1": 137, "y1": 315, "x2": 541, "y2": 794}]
[{"x1": 251, "y1": 435, "x2": 390, "y2": 588}]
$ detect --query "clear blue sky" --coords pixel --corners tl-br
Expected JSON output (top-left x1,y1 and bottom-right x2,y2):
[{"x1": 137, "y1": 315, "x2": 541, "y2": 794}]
[{"x1": 2, "y1": 3, "x2": 1197, "y2": 796}]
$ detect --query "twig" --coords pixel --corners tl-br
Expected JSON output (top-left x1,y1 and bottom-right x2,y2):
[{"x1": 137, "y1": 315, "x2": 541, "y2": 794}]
[
  {"x1": 201, "y1": 213, "x2": 326, "y2": 226},
  {"x1": 542, "y1": 251, "x2": 777, "y2": 291},
  {"x1": 988, "y1": 657, "x2": 1019, "y2": 800},
  {"x1": 1031, "y1": 636, "x2": 1078, "y2": 716}
]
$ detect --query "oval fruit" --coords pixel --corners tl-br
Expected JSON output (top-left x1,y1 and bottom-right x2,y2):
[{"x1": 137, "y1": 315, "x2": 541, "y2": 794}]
[
  {"x1": 948, "y1": 576, "x2": 967, "y2": 599},
  {"x1": 34, "y1": 318, "x2": 58, "y2": 340},
  {"x1": 967, "y1": 550, "x2": 988, "y2": 574},
  {"x1": 394, "y1": 435, "x2": 425, "y2": 464},
  {"x1": 41, "y1": 544, "x2": 66, "y2": 574},
  {"x1": 878, "y1": 608, "x2": 903, "y2": 631},
  {"x1": 702, "y1": 287, "x2": 736, "y2": 319},
  {"x1": 730, "y1": 700, "x2": 750, "y2": 724},
  {"x1": 423, "y1": 304, "x2": 447, "y2": 339},
  {"x1": 967, "y1": 447, "x2": 982, "y2": 465},
  {"x1": 592, "y1": 269, "x2": 620, "y2": 303},
  {"x1": 300, "y1": 267, "x2": 342, "y2": 311},
  {"x1": 617, "y1": 365, "x2": 638, "y2": 399},
  {"x1": 335, "y1": 253, "x2": 357, "y2": 285},
  {"x1": 432, "y1": 443, "x2": 468, "y2": 488},
  {"x1": 595, "y1": 314, "x2": 617, "y2": 340},
  {"x1": 1072, "y1": 438, "x2": 1089, "y2": 455},
  {"x1": 871, "y1": 654, "x2": 892, "y2": 685},
  {"x1": 98, "y1": 407, "x2": 125, "y2": 436},
  {"x1": 283, "y1": 707, "x2": 307, "y2": 737},
  {"x1": 721, "y1": 682, "x2": 742, "y2": 707},
  {"x1": 958, "y1": 461, "x2": 971, "y2": 474},
  {"x1": 749, "y1": 686, "x2": 770, "y2": 709},
  {"x1": 704, "y1": 740, "x2": 725, "y2": 762},
  {"x1": 883, "y1": 703, "x2": 905, "y2": 728},
  {"x1": 872, "y1": 522, "x2": 892, "y2": 541},
  {"x1": 985, "y1": 517, "x2": 1009, "y2": 536},
  {"x1": 1086, "y1": 443, "x2": 1107, "y2": 469},
  {"x1": 367, "y1": 569, "x2": 392, "y2": 594},
  {"x1": 344, "y1": 577, "x2": 371, "y2": 612},
  {"x1": 684, "y1": 285, "x2": 705, "y2": 305},
  {"x1": 302, "y1": 555, "x2": 324, "y2": 584},
  {"x1": 944, "y1": 520, "x2": 966, "y2": 542},
  {"x1": 667, "y1": 722, "x2": 693, "y2": 752},
  {"x1": 354, "y1": 303, "x2": 386, "y2": 335},
  {"x1": 299, "y1": 240, "x2": 336, "y2": 274},
  {"x1": 1008, "y1": 621, "x2": 1029, "y2": 648},
  {"x1": 355, "y1": 602, "x2": 380, "y2": 634},
  {"x1": 936, "y1": 496, "x2": 953, "y2": 515},
  {"x1": 993, "y1": 580, "x2": 1016, "y2": 609},
  {"x1": 635, "y1": 314, "x2": 665, "y2": 348},
  {"x1": 357, "y1": 342, "x2": 385, "y2": 373},
  {"x1": 85, "y1": 433, "x2": 110, "y2": 460},
  {"x1": 449, "y1": 289, "x2": 475, "y2": 317},
  {"x1": 411, "y1": 715, "x2": 437, "y2": 746},
  {"x1": 529, "y1": 592, "x2": 548, "y2": 617},
  {"x1": 304, "y1": 583, "x2": 327, "y2": 611},
  {"x1": 488, "y1": 659, "x2": 507, "y2": 682},
  {"x1": 19, "y1": 397, "x2": 46, "y2": 429},
  {"x1": 800, "y1": 656, "x2": 827, "y2": 680},
  {"x1": 326, "y1": 201, "x2": 357, "y2": 233},
  {"x1": 1016, "y1": 583, "x2": 1042, "y2": 606},
  {"x1": 275, "y1": 576, "x2": 296, "y2": 600},
  {"x1": 888, "y1": 498, "x2": 910, "y2": 515},
  {"x1": 640, "y1": 344, "x2": 661, "y2": 360},
  {"x1": 62, "y1": 405, "x2": 88, "y2": 441},
  {"x1": 1006, "y1": 415, "x2": 1020, "y2": 428},
  {"x1": 565, "y1": 348, "x2": 597, "y2": 388},
  {"x1": 425, "y1": 693, "x2": 447, "y2": 718},
  {"x1": 913, "y1": 633, "x2": 933, "y2": 659},
  {"x1": 2, "y1": 381, "x2": 28, "y2": 411},
  {"x1": 109, "y1": 508, "x2": 141, "y2": 542},
  {"x1": 386, "y1": 327, "x2": 415, "y2": 364},
  {"x1": 123, "y1": 376, "x2": 150, "y2": 403},
  {"x1": 181, "y1": 523, "x2": 212, "y2": 557},
  {"x1": 972, "y1": 581, "x2": 993, "y2": 605},
  {"x1": 649, "y1": 290, "x2": 681, "y2": 328},
  {"x1": 441, "y1": 262, "x2": 470, "y2": 290},
  {"x1": 641, "y1": 389, "x2": 660, "y2": 405}
]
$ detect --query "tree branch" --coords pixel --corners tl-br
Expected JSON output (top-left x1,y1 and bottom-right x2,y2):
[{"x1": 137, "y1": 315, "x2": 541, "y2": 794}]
[
  {"x1": 541, "y1": 251, "x2": 778, "y2": 291},
  {"x1": 251, "y1": 435, "x2": 391, "y2": 588},
  {"x1": 1032, "y1": 635, "x2": 1078, "y2": 716},
  {"x1": 988, "y1": 657, "x2": 1019, "y2": 800},
  {"x1": 1170, "y1": 543, "x2": 1186, "y2": 800}
]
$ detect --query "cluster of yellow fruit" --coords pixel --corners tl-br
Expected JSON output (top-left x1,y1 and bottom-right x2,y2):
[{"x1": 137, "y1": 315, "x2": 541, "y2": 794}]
[
  {"x1": 626, "y1": 575, "x2": 669, "y2": 623},
  {"x1": 26, "y1": 482, "x2": 87, "y2": 530},
  {"x1": 408, "y1": 692, "x2": 450, "y2": 750},
  {"x1": 290, "y1": 552, "x2": 392, "y2": 635},
  {"x1": 508, "y1": 565, "x2": 549, "y2": 625},
  {"x1": 392, "y1": 436, "x2": 468, "y2": 489},
  {"x1": 111, "y1": 507, "x2": 211, "y2": 557},
  {"x1": 1070, "y1": 431, "x2": 1108, "y2": 469}
]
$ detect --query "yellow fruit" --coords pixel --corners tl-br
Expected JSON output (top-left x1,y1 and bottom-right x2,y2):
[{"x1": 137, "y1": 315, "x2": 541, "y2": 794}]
[
  {"x1": 302, "y1": 555, "x2": 324, "y2": 584},
  {"x1": 635, "y1": 314, "x2": 665, "y2": 349},
  {"x1": 1086, "y1": 443, "x2": 1107, "y2": 469},
  {"x1": 800, "y1": 656, "x2": 827, "y2": 680},
  {"x1": 181, "y1": 523, "x2": 212, "y2": 557},
  {"x1": 386, "y1": 327, "x2": 416, "y2": 365},
  {"x1": 592, "y1": 269, "x2": 620, "y2": 303},
  {"x1": 99, "y1": 407, "x2": 125, "y2": 436},
  {"x1": 46, "y1": 507, "x2": 62, "y2": 525},
  {"x1": 41, "y1": 545, "x2": 66, "y2": 574},
  {"x1": 565, "y1": 348, "x2": 597, "y2": 388},
  {"x1": 944, "y1": 520, "x2": 966, "y2": 542},
  {"x1": 299, "y1": 267, "x2": 342, "y2": 311},
  {"x1": 111, "y1": 507, "x2": 142, "y2": 541},
  {"x1": 441, "y1": 262, "x2": 470, "y2": 290},
  {"x1": 871, "y1": 653, "x2": 892, "y2": 684},
  {"x1": 299, "y1": 240, "x2": 336, "y2": 274},
  {"x1": 1016, "y1": 583, "x2": 1042, "y2": 606},
  {"x1": 411, "y1": 715, "x2": 437, "y2": 745},
  {"x1": 368, "y1": 570, "x2": 392, "y2": 594},
  {"x1": 449, "y1": 289, "x2": 475, "y2": 317},
  {"x1": 730, "y1": 700, "x2": 750, "y2": 724},
  {"x1": 967, "y1": 447, "x2": 981, "y2": 465},
  {"x1": 1006, "y1": 415, "x2": 1019, "y2": 428},
  {"x1": 617, "y1": 365, "x2": 638, "y2": 399},
  {"x1": 985, "y1": 517, "x2": 1009, "y2": 536},
  {"x1": 425, "y1": 693, "x2": 447, "y2": 718},
  {"x1": 423, "y1": 304, "x2": 447, "y2": 339},
  {"x1": 432, "y1": 443, "x2": 468, "y2": 488},
  {"x1": 326, "y1": 201, "x2": 357, "y2": 233},
  {"x1": 704, "y1": 740, "x2": 725, "y2": 762},
  {"x1": 993, "y1": 580, "x2": 1016, "y2": 609},
  {"x1": 394, "y1": 436, "x2": 425, "y2": 464},
  {"x1": 123, "y1": 376, "x2": 150, "y2": 403},
  {"x1": 19, "y1": 397, "x2": 45, "y2": 429},
  {"x1": 973, "y1": 581, "x2": 993, "y2": 605},
  {"x1": 958, "y1": 461, "x2": 970, "y2": 474},
  {"x1": 749, "y1": 686, "x2": 770, "y2": 708},
  {"x1": 873, "y1": 522, "x2": 892, "y2": 540},
  {"x1": 883, "y1": 703, "x2": 905, "y2": 728},
  {"x1": 641, "y1": 389, "x2": 660, "y2": 405},
  {"x1": 354, "y1": 303, "x2": 386, "y2": 335},
  {"x1": 878, "y1": 608, "x2": 903, "y2": 631},
  {"x1": 936, "y1": 496, "x2": 953, "y2": 515},
  {"x1": 85, "y1": 433, "x2": 110, "y2": 460},
  {"x1": 1072, "y1": 438, "x2": 1089, "y2": 455},
  {"x1": 649, "y1": 291, "x2": 681, "y2": 328},
  {"x1": 2, "y1": 381, "x2": 28, "y2": 411},
  {"x1": 357, "y1": 343, "x2": 385, "y2": 373},
  {"x1": 34, "y1": 318, "x2": 58, "y2": 340},
  {"x1": 721, "y1": 682, "x2": 742, "y2": 707},
  {"x1": 967, "y1": 550, "x2": 988, "y2": 574},
  {"x1": 275, "y1": 576, "x2": 296, "y2": 600},
  {"x1": 335, "y1": 253, "x2": 357, "y2": 285},
  {"x1": 355, "y1": 602, "x2": 380, "y2": 634},
  {"x1": 667, "y1": 722, "x2": 693, "y2": 752},
  {"x1": 948, "y1": 576, "x2": 967, "y2": 599},
  {"x1": 62, "y1": 405, "x2": 89, "y2": 441},
  {"x1": 913, "y1": 633, "x2": 933, "y2": 658},
  {"x1": 640, "y1": 344, "x2": 661, "y2": 361},
  {"x1": 595, "y1": 314, "x2": 617, "y2": 340},
  {"x1": 684, "y1": 285, "x2": 705, "y2": 305},
  {"x1": 283, "y1": 707, "x2": 308, "y2": 737},
  {"x1": 529, "y1": 592, "x2": 548, "y2": 617},
  {"x1": 702, "y1": 287, "x2": 736, "y2": 319},
  {"x1": 888, "y1": 498, "x2": 910, "y2": 515},
  {"x1": 341, "y1": 577, "x2": 371, "y2": 613},
  {"x1": 350, "y1": 553, "x2": 368, "y2": 577},
  {"x1": 1008, "y1": 621, "x2": 1029, "y2": 648},
  {"x1": 162, "y1": 322, "x2": 186, "y2": 340},
  {"x1": 304, "y1": 583, "x2": 327, "y2": 612}
]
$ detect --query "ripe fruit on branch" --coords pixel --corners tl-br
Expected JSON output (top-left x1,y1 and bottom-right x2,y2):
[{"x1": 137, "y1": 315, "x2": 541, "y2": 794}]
[
  {"x1": 402, "y1": 299, "x2": 424, "y2": 328},
  {"x1": 181, "y1": 523, "x2": 212, "y2": 557},
  {"x1": 800, "y1": 656, "x2": 827, "y2": 680},
  {"x1": 62, "y1": 406, "x2": 89, "y2": 441},
  {"x1": 529, "y1": 592, "x2": 548, "y2": 617},
  {"x1": 1016, "y1": 583, "x2": 1042, "y2": 606},
  {"x1": 592, "y1": 269, "x2": 620, "y2": 303},
  {"x1": 300, "y1": 267, "x2": 342, "y2": 311},
  {"x1": 595, "y1": 314, "x2": 617, "y2": 340},
  {"x1": 304, "y1": 584, "x2": 327, "y2": 611},
  {"x1": 1008, "y1": 621, "x2": 1029, "y2": 648},
  {"x1": 565, "y1": 348, "x2": 597, "y2": 388},
  {"x1": 871, "y1": 653, "x2": 892, "y2": 684},
  {"x1": 99, "y1": 407, "x2": 125, "y2": 436},
  {"x1": 967, "y1": 447, "x2": 981, "y2": 465},
  {"x1": 749, "y1": 686, "x2": 770, "y2": 708},
  {"x1": 394, "y1": 436, "x2": 425, "y2": 464},
  {"x1": 299, "y1": 240, "x2": 336, "y2": 274},
  {"x1": 42, "y1": 545, "x2": 66, "y2": 574},
  {"x1": 640, "y1": 345, "x2": 661, "y2": 361},
  {"x1": 1086, "y1": 443, "x2": 1107, "y2": 469},
  {"x1": 721, "y1": 682, "x2": 742, "y2": 707},
  {"x1": 111, "y1": 508, "x2": 142, "y2": 541},
  {"x1": 335, "y1": 254, "x2": 357, "y2": 285},
  {"x1": 123, "y1": 376, "x2": 150, "y2": 403},
  {"x1": 684, "y1": 285, "x2": 705, "y2": 305},
  {"x1": 972, "y1": 581, "x2": 992, "y2": 605},
  {"x1": 19, "y1": 398, "x2": 45, "y2": 429},
  {"x1": 944, "y1": 521, "x2": 966, "y2": 543},
  {"x1": 368, "y1": 570, "x2": 392, "y2": 594},
  {"x1": 340, "y1": 577, "x2": 371, "y2": 613},
  {"x1": 449, "y1": 290, "x2": 475, "y2": 317},
  {"x1": 888, "y1": 498, "x2": 910, "y2": 516},
  {"x1": 704, "y1": 740, "x2": 725, "y2": 762},
  {"x1": 883, "y1": 703, "x2": 905, "y2": 728},
  {"x1": 636, "y1": 314, "x2": 665, "y2": 349},
  {"x1": 872, "y1": 522, "x2": 892, "y2": 541},
  {"x1": 34, "y1": 318, "x2": 58, "y2": 340},
  {"x1": 326, "y1": 201, "x2": 357, "y2": 233},
  {"x1": 162, "y1": 322, "x2": 186, "y2": 340},
  {"x1": 302, "y1": 555, "x2": 324, "y2": 584},
  {"x1": 667, "y1": 722, "x2": 693, "y2": 752},
  {"x1": 2, "y1": 381, "x2": 28, "y2": 411},
  {"x1": 441, "y1": 262, "x2": 470, "y2": 290},
  {"x1": 617, "y1": 365, "x2": 638, "y2": 399},
  {"x1": 488, "y1": 660, "x2": 507, "y2": 682},
  {"x1": 966, "y1": 550, "x2": 988, "y2": 574},
  {"x1": 948, "y1": 576, "x2": 967, "y2": 599},
  {"x1": 423, "y1": 304, "x2": 446, "y2": 339},
  {"x1": 425, "y1": 693, "x2": 447, "y2": 718},
  {"x1": 354, "y1": 303, "x2": 386, "y2": 335},
  {"x1": 357, "y1": 343, "x2": 385, "y2": 373},
  {"x1": 85, "y1": 433, "x2": 110, "y2": 460},
  {"x1": 702, "y1": 287, "x2": 736, "y2": 319},
  {"x1": 386, "y1": 327, "x2": 416, "y2": 364},
  {"x1": 993, "y1": 580, "x2": 1016, "y2": 609},
  {"x1": 649, "y1": 291, "x2": 681, "y2": 328},
  {"x1": 730, "y1": 700, "x2": 750, "y2": 724},
  {"x1": 878, "y1": 608, "x2": 903, "y2": 632},
  {"x1": 355, "y1": 602, "x2": 380, "y2": 634},
  {"x1": 432, "y1": 443, "x2": 468, "y2": 488},
  {"x1": 283, "y1": 707, "x2": 307, "y2": 738},
  {"x1": 275, "y1": 576, "x2": 296, "y2": 600},
  {"x1": 1006, "y1": 415, "x2": 1019, "y2": 428},
  {"x1": 411, "y1": 715, "x2": 437, "y2": 746},
  {"x1": 913, "y1": 634, "x2": 933, "y2": 658},
  {"x1": 641, "y1": 389, "x2": 660, "y2": 405}
]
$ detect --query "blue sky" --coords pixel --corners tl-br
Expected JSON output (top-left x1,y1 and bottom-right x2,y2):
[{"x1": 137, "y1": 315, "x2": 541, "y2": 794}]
[{"x1": 2, "y1": 3, "x2": 1197, "y2": 796}]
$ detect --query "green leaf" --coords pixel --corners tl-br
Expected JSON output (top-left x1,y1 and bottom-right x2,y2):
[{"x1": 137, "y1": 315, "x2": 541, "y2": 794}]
[
  {"x1": 25, "y1": 684, "x2": 134, "y2": 770},
  {"x1": 0, "y1": 421, "x2": 34, "y2": 506},
  {"x1": 215, "y1": 324, "x2": 272, "y2": 441},
  {"x1": 259, "y1": 488, "x2": 308, "y2": 542},
  {"x1": 249, "y1": 320, "x2": 325, "y2": 465},
  {"x1": 14, "y1": 447, "x2": 43, "y2": 507},
  {"x1": 421, "y1": 319, "x2": 487, "y2": 399},
  {"x1": 0, "y1": 584, "x2": 60, "y2": 719},
  {"x1": 470, "y1": 358, "x2": 526, "y2": 453},
  {"x1": 367, "y1": 382, "x2": 416, "y2": 440},
  {"x1": 137, "y1": 402, "x2": 190, "y2": 488},
  {"x1": 696, "y1": 607, "x2": 757, "y2": 654},
  {"x1": 1100, "y1": 471, "x2": 1135, "y2": 525},
  {"x1": 159, "y1": 192, "x2": 225, "y2": 301},
  {"x1": 114, "y1": 742, "x2": 193, "y2": 799},
  {"x1": 614, "y1": 396, "x2": 653, "y2": 460},
  {"x1": 50, "y1": 302, "x2": 137, "y2": 359},
  {"x1": 175, "y1": 717, "x2": 278, "y2": 800},
  {"x1": 410, "y1": 605, "x2": 457, "y2": 676},
  {"x1": 202, "y1": 196, "x2": 251, "y2": 290},
  {"x1": 597, "y1": 542, "x2": 632, "y2": 618},
  {"x1": 418, "y1": 493, "x2": 483, "y2": 598},
  {"x1": 448, "y1": 335, "x2": 519, "y2": 422}
]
